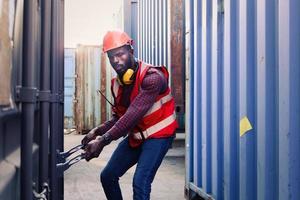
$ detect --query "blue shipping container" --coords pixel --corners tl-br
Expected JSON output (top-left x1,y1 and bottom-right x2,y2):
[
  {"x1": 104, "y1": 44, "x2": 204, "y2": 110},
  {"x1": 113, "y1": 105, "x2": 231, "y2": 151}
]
[
  {"x1": 185, "y1": 0, "x2": 300, "y2": 200},
  {"x1": 64, "y1": 48, "x2": 76, "y2": 128}
]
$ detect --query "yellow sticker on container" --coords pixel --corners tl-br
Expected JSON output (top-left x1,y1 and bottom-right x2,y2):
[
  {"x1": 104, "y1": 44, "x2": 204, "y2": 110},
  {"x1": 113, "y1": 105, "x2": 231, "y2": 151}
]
[{"x1": 240, "y1": 116, "x2": 253, "y2": 137}]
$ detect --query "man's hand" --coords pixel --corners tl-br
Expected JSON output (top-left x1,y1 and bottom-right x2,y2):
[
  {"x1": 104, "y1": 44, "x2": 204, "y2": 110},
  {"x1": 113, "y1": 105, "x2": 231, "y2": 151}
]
[
  {"x1": 84, "y1": 134, "x2": 112, "y2": 161},
  {"x1": 81, "y1": 127, "x2": 100, "y2": 146}
]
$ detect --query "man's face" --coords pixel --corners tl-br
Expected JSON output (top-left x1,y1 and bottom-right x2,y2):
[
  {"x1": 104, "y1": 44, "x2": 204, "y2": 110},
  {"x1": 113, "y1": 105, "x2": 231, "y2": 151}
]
[{"x1": 107, "y1": 45, "x2": 134, "y2": 77}]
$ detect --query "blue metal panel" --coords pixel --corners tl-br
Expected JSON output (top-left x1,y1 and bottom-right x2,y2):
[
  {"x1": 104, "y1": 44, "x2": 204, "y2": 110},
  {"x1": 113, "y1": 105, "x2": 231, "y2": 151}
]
[
  {"x1": 146, "y1": 0, "x2": 150, "y2": 62},
  {"x1": 201, "y1": 0, "x2": 212, "y2": 193},
  {"x1": 144, "y1": 0, "x2": 147, "y2": 61},
  {"x1": 256, "y1": 1, "x2": 277, "y2": 200},
  {"x1": 201, "y1": 0, "x2": 208, "y2": 191},
  {"x1": 142, "y1": 0, "x2": 145, "y2": 60},
  {"x1": 211, "y1": 0, "x2": 224, "y2": 199},
  {"x1": 223, "y1": 0, "x2": 239, "y2": 200},
  {"x1": 131, "y1": 1, "x2": 138, "y2": 57},
  {"x1": 154, "y1": 0, "x2": 160, "y2": 65},
  {"x1": 141, "y1": 0, "x2": 143, "y2": 59},
  {"x1": 193, "y1": 0, "x2": 202, "y2": 188},
  {"x1": 153, "y1": 0, "x2": 156, "y2": 65},
  {"x1": 278, "y1": 1, "x2": 300, "y2": 200},
  {"x1": 238, "y1": 0, "x2": 256, "y2": 199},
  {"x1": 186, "y1": 0, "x2": 300, "y2": 199},
  {"x1": 151, "y1": 0, "x2": 154, "y2": 65},
  {"x1": 158, "y1": 0, "x2": 162, "y2": 65},
  {"x1": 278, "y1": 2, "x2": 290, "y2": 198},
  {"x1": 137, "y1": 0, "x2": 168, "y2": 67},
  {"x1": 187, "y1": 0, "x2": 194, "y2": 185},
  {"x1": 64, "y1": 48, "x2": 76, "y2": 128},
  {"x1": 288, "y1": 1, "x2": 300, "y2": 199}
]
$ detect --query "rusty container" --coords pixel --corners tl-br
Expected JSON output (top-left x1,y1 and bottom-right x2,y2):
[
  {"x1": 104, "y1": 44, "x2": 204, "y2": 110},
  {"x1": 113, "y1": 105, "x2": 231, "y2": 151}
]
[{"x1": 74, "y1": 45, "x2": 111, "y2": 134}]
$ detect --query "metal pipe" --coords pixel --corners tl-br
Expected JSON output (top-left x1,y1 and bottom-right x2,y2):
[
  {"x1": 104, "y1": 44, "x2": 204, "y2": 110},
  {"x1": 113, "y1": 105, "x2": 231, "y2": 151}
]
[
  {"x1": 21, "y1": 0, "x2": 37, "y2": 199},
  {"x1": 50, "y1": 0, "x2": 59, "y2": 198},
  {"x1": 50, "y1": 0, "x2": 64, "y2": 199},
  {"x1": 39, "y1": 0, "x2": 52, "y2": 194},
  {"x1": 58, "y1": 1, "x2": 65, "y2": 198}
]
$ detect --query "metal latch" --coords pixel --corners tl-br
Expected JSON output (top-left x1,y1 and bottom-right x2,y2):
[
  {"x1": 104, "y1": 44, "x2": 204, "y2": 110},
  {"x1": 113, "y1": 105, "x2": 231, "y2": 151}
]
[
  {"x1": 15, "y1": 85, "x2": 64, "y2": 103},
  {"x1": 15, "y1": 86, "x2": 38, "y2": 103},
  {"x1": 33, "y1": 182, "x2": 50, "y2": 200},
  {"x1": 56, "y1": 144, "x2": 85, "y2": 177}
]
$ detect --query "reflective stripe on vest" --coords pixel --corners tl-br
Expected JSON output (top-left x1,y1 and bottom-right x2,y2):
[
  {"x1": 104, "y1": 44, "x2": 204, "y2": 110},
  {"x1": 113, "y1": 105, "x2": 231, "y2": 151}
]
[
  {"x1": 131, "y1": 113, "x2": 177, "y2": 140},
  {"x1": 144, "y1": 92, "x2": 173, "y2": 117}
]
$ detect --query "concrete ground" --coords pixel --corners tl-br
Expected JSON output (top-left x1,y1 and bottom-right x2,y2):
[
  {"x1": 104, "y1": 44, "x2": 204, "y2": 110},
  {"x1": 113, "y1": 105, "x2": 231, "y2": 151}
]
[{"x1": 64, "y1": 132, "x2": 186, "y2": 200}]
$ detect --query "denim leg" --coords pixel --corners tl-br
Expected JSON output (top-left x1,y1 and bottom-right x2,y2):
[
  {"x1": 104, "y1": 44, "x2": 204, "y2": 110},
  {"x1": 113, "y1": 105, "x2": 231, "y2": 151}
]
[
  {"x1": 101, "y1": 137, "x2": 141, "y2": 200},
  {"x1": 132, "y1": 137, "x2": 174, "y2": 200}
]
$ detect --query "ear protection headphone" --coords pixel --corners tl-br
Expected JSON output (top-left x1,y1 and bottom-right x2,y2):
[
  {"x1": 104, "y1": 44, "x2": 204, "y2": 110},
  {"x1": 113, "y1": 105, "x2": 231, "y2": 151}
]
[
  {"x1": 117, "y1": 68, "x2": 135, "y2": 85},
  {"x1": 117, "y1": 56, "x2": 138, "y2": 85}
]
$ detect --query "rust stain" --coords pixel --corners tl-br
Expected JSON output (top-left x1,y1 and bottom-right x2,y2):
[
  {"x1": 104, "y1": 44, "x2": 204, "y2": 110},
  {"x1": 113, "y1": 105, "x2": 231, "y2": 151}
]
[
  {"x1": 74, "y1": 46, "x2": 85, "y2": 134},
  {"x1": 170, "y1": 0, "x2": 185, "y2": 114},
  {"x1": 100, "y1": 50, "x2": 107, "y2": 123},
  {"x1": 74, "y1": 46, "x2": 108, "y2": 133}
]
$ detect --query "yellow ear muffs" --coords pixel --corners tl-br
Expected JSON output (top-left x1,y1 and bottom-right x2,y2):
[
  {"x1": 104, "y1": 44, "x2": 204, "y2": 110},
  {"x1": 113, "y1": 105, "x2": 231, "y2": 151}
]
[{"x1": 122, "y1": 68, "x2": 135, "y2": 85}]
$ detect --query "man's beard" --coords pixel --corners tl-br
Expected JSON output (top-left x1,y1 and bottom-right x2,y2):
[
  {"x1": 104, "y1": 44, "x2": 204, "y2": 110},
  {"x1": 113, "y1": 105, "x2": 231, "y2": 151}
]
[{"x1": 116, "y1": 59, "x2": 134, "y2": 78}]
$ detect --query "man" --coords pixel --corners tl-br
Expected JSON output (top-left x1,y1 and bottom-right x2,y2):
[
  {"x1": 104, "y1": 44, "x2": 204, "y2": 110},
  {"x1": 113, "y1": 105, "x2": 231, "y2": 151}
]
[{"x1": 82, "y1": 30, "x2": 178, "y2": 200}]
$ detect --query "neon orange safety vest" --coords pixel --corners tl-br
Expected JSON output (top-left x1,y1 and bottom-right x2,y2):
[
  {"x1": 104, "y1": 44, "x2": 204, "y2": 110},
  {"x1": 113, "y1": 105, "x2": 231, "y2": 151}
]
[{"x1": 111, "y1": 61, "x2": 178, "y2": 147}]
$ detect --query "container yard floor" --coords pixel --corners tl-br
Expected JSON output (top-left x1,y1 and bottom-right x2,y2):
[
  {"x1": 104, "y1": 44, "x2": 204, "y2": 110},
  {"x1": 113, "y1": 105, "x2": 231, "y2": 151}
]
[{"x1": 64, "y1": 132, "x2": 185, "y2": 200}]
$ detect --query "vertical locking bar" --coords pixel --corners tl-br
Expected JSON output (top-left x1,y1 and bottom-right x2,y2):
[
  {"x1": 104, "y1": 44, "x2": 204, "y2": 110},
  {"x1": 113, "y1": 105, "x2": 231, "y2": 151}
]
[
  {"x1": 21, "y1": 0, "x2": 37, "y2": 200},
  {"x1": 49, "y1": 0, "x2": 64, "y2": 199},
  {"x1": 39, "y1": 0, "x2": 52, "y2": 196}
]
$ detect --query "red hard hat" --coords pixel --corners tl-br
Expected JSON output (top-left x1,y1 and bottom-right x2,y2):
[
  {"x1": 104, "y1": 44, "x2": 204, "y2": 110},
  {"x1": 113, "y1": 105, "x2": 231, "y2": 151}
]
[{"x1": 102, "y1": 30, "x2": 133, "y2": 53}]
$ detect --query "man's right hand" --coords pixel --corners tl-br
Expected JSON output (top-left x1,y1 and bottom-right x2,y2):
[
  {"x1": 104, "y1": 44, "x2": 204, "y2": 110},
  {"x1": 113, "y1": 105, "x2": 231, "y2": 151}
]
[{"x1": 81, "y1": 127, "x2": 99, "y2": 146}]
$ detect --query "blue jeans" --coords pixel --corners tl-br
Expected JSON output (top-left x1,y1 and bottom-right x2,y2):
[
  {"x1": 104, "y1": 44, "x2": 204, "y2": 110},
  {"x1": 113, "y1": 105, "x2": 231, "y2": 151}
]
[{"x1": 100, "y1": 136, "x2": 174, "y2": 200}]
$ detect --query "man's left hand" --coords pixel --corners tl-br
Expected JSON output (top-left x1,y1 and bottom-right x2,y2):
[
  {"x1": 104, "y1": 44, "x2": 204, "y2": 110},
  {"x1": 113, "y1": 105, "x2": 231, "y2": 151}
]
[{"x1": 84, "y1": 136, "x2": 108, "y2": 161}]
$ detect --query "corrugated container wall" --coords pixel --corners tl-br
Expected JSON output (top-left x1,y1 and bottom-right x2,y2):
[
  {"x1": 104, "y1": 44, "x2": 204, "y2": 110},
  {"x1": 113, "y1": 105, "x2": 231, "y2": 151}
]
[
  {"x1": 136, "y1": 0, "x2": 169, "y2": 68},
  {"x1": 74, "y1": 45, "x2": 112, "y2": 134},
  {"x1": 185, "y1": 0, "x2": 300, "y2": 200},
  {"x1": 125, "y1": 0, "x2": 186, "y2": 130}
]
